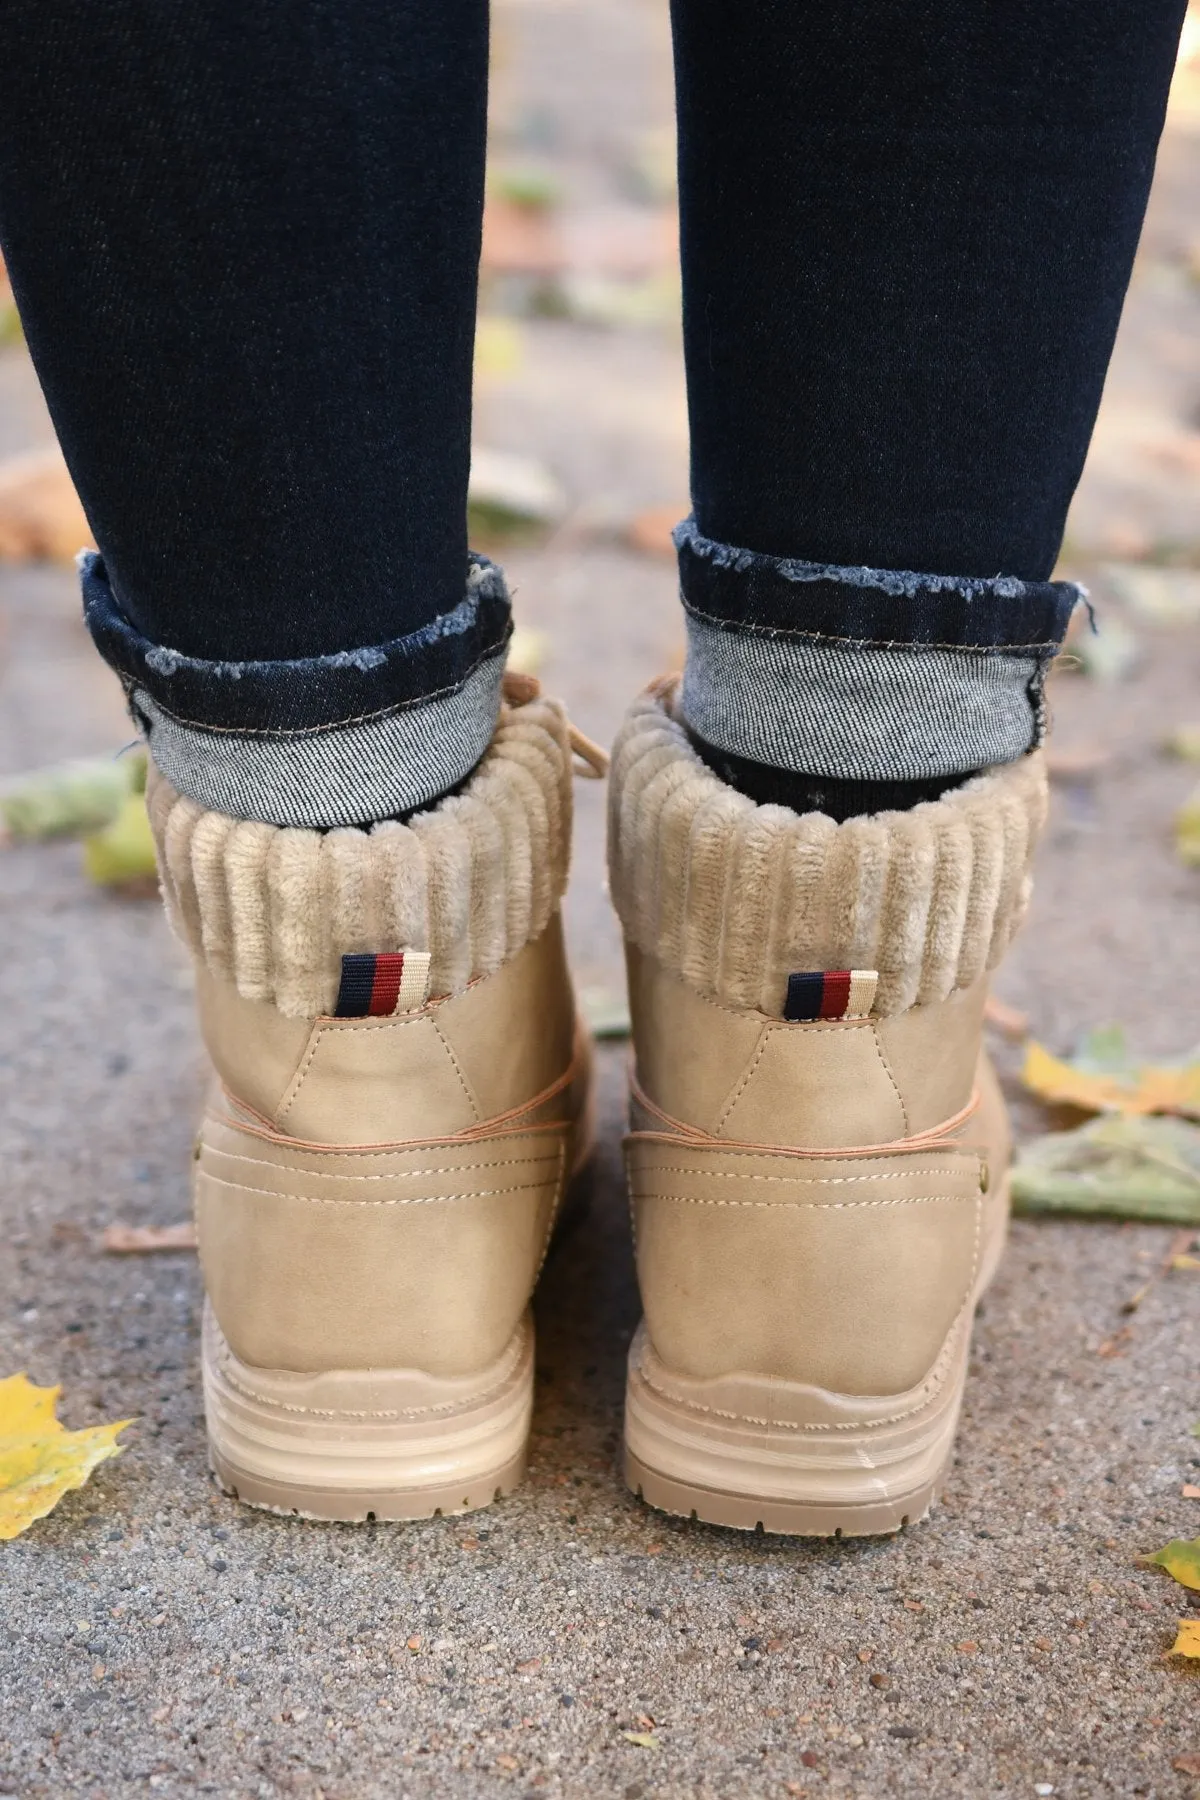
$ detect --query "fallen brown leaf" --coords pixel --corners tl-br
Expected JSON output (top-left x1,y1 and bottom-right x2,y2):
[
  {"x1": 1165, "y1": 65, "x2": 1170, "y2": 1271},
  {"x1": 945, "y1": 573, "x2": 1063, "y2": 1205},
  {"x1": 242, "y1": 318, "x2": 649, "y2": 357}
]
[
  {"x1": 103, "y1": 1223, "x2": 196, "y2": 1254},
  {"x1": 1182, "y1": 1485, "x2": 1200, "y2": 1499},
  {"x1": 0, "y1": 450, "x2": 93, "y2": 565},
  {"x1": 1046, "y1": 744, "x2": 1111, "y2": 782},
  {"x1": 627, "y1": 505, "x2": 685, "y2": 559},
  {"x1": 481, "y1": 198, "x2": 564, "y2": 277},
  {"x1": 983, "y1": 994, "x2": 1030, "y2": 1040}
]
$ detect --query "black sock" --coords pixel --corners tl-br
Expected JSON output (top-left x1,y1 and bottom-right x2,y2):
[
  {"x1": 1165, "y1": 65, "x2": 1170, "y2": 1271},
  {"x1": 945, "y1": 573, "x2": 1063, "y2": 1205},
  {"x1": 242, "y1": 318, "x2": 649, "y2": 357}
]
[{"x1": 686, "y1": 729, "x2": 974, "y2": 823}]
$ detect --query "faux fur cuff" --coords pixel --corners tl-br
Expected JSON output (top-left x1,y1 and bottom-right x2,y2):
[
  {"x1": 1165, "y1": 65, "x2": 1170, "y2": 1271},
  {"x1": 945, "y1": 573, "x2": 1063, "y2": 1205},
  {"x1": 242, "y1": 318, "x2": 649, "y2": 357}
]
[
  {"x1": 148, "y1": 685, "x2": 573, "y2": 1017},
  {"x1": 607, "y1": 677, "x2": 1048, "y2": 1017}
]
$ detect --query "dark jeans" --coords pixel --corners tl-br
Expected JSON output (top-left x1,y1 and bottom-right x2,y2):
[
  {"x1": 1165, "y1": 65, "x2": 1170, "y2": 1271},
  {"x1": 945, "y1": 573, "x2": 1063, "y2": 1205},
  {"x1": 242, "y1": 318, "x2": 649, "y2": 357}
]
[{"x1": 0, "y1": 0, "x2": 1186, "y2": 826}]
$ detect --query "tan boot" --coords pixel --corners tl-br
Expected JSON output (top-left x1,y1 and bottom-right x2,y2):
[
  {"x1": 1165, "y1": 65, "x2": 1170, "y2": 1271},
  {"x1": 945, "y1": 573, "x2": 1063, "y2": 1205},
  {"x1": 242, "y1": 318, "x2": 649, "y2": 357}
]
[
  {"x1": 148, "y1": 681, "x2": 595, "y2": 1521},
  {"x1": 608, "y1": 678, "x2": 1047, "y2": 1536}
]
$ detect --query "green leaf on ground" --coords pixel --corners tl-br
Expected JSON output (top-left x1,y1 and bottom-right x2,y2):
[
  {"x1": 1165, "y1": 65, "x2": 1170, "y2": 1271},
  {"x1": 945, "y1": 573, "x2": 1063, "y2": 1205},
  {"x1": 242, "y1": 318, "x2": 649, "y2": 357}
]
[
  {"x1": 1141, "y1": 1536, "x2": 1200, "y2": 1592},
  {"x1": 1011, "y1": 1113, "x2": 1200, "y2": 1224},
  {"x1": 0, "y1": 751, "x2": 144, "y2": 842}
]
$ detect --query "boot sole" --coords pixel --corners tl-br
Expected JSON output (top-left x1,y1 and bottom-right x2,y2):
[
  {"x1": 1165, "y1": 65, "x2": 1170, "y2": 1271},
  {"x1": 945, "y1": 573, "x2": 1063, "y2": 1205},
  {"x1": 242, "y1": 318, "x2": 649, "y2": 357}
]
[
  {"x1": 202, "y1": 1303, "x2": 534, "y2": 1522},
  {"x1": 624, "y1": 1173, "x2": 1009, "y2": 1538}
]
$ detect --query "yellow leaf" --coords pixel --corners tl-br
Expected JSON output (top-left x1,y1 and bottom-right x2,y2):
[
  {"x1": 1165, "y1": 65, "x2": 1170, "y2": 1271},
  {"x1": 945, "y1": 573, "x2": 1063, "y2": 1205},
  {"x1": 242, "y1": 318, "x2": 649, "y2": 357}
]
[
  {"x1": 474, "y1": 316, "x2": 524, "y2": 382},
  {"x1": 621, "y1": 1732, "x2": 660, "y2": 1750},
  {"x1": 0, "y1": 1373, "x2": 132, "y2": 1540},
  {"x1": 1168, "y1": 1619, "x2": 1200, "y2": 1657},
  {"x1": 82, "y1": 792, "x2": 158, "y2": 889},
  {"x1": 1142, "y1": 1535, "x2": 1200, "y2": 1591},
  {"x1": 1021, "y1": 1039, "x2": 1200, "y2": 1120}
]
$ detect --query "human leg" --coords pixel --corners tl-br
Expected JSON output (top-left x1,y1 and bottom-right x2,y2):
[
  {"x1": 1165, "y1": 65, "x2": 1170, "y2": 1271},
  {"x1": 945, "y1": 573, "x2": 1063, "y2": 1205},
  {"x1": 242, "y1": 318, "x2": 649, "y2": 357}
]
[{"x1": 611, "y1": 0, "x2": 1186, "y2": 1532}]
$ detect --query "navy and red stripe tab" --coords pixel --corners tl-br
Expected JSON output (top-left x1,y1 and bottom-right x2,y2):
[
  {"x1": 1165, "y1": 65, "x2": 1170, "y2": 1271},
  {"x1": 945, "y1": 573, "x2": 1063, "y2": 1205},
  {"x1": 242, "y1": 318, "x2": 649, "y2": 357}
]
[
  {"x1": 783, "y1": 969, "x2": 878, "y2": 1022},
  {"x1": 335, "y1": 952, "x2": 407, "y2": 1018}
]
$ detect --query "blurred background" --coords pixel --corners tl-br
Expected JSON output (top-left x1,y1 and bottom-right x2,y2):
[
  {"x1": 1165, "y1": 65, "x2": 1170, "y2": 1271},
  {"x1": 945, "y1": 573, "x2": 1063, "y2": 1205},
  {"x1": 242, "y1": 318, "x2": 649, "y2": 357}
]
[{"x1": 0, "y1": 4, "x2": 1198, "y2": 1796}]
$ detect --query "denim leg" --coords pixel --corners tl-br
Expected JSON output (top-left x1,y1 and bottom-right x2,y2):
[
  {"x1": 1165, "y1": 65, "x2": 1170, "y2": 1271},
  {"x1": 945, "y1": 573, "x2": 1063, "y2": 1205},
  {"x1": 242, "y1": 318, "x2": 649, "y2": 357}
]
[
  {"x1": 0, "y1": 0, "x2": 494, "y2": 826},
  {"x1": 670, "y1": 0, "x2": 1184, "y2": 789},
  {"x1": 675, "y1": 519, "x2": 1082, "y2": 784}
]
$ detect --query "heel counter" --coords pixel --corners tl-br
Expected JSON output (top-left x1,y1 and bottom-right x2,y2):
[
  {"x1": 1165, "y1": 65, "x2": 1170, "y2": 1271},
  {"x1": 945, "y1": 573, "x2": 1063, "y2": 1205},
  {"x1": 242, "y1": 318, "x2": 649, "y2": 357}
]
[
  {"x1": 627, "y1": 1136, "x2": 986, "y2": 1396},
  {"x1": 195, "y1": 1111, "x2": 568, "y2": 1375}
]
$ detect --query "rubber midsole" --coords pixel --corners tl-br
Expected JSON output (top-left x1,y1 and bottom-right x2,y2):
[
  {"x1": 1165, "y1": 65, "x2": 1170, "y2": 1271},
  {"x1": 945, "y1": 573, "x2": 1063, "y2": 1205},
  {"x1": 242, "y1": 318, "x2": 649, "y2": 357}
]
[
  {"x1": 202, "y1": 1303, "x2": 534, "y2": 1497},
  {"x1": 624, "y1": 1315, "x2": 969, "y2": 1511}
]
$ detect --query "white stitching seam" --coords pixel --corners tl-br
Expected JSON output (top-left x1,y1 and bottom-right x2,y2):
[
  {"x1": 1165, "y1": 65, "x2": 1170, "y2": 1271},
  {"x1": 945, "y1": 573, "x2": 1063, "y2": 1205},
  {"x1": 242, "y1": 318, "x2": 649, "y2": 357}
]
[
  {"x1": 202, "y1": 1147, "x2": 563, "y2": 1182},
  {"x1": 627, "y1": 1192, "x2": 977, "y2": 1211},
  {"x1": 629, "y1": 1165, "x2": 982, "y2": 1187},
  {"x1": 197, "y1": 1173, "x2": 553, "y2": 1207}
]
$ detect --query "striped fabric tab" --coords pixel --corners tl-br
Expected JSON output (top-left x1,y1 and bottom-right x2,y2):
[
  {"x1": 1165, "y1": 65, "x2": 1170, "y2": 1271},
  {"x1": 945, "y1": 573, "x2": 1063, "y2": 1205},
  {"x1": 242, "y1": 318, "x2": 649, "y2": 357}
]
[
  {"x1": 334, "y1": 950, "x2": 432, "y2": 1018},
  {"x1": 784, "y1": 969, "x2": 878, "y2": 1022}
]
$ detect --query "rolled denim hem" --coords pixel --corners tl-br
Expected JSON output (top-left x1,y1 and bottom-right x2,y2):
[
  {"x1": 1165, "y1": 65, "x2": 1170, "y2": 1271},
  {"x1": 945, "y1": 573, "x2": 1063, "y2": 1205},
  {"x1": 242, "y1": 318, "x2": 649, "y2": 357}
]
[
  {"x1": 81, "y1": 551, "x2": 512, "y2": 826},
  {"x1": 674, "y1": 516, "x2": 1082, "y2": 780}
]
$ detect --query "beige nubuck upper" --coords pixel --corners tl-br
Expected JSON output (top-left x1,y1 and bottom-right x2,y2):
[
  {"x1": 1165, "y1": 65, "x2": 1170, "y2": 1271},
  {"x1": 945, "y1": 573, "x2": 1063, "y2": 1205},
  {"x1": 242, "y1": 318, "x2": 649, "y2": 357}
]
[
  {"x1": 608, "y1": 680, "x2": 1048, "y2": 1536},
  {"x1": 147, "y1": 682, "x2": 597, "y2": 1521}
]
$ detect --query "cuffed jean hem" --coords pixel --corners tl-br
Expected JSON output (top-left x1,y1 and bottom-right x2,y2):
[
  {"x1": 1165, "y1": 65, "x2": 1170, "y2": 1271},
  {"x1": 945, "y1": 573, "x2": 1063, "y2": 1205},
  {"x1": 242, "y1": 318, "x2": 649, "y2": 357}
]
[
  {"x1": 81, "y1": 551, "x2": 512, "y2": 827},
  {"x1": 674, "y1": 517, "x2": 1082, "y2": 781}
]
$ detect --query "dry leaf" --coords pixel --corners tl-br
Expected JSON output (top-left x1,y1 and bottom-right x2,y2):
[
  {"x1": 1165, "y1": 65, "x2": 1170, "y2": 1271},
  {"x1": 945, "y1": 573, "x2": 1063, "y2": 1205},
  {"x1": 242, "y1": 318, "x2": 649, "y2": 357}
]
[
  {"x1": 1182, "y1": 1485, "x2": 1200, "y2": 1499},
  {"x1": 1021, "y1": 1032, "x2": 1200, "y2": 1119},
  {"x1": 1142, "y1": 1536, "x2": 1200, "y2": 1591},
  {"x1": 0, "y1": 1373, "x2": 132, "y2": 1539},
  {"x1": 627, "y1": 505, "x2": 684, "y2": 559},
  {"x1": 1046, "y1": 744, "x2": 1110, "y2": 782},
  {"x1": 1168, "y1": 1620, "x2": 1200, "y2": 1658},
  {"x1": 983, "y1": 994, "x2": 1029, "y2": 1040},
  {"x1": 0, "y1": 450, "x2": 93, "y2": 565},
  {"x1": 481, "y1": 197, "x2": 564, "y2": 277},
  {"x1": 103, "y1": 1222, "x2": 197, "y2": 1254},
  {"x1": 1123, "y1": 1229, "x2": 1199, "y2": 1312},
  {"x1": 621, "y1": 1732, "x2": 659, "y2": 1750},
  {"x1": 495, "y1": 1753, "x2": 519, "y2": 1771}
]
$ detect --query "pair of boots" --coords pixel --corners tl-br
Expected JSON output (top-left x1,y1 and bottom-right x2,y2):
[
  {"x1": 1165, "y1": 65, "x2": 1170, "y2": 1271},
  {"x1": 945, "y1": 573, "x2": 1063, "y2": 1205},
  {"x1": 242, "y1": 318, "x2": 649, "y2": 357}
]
[{"x1": 150, "y1": 673, "x2": 1045, "y2": 1536}]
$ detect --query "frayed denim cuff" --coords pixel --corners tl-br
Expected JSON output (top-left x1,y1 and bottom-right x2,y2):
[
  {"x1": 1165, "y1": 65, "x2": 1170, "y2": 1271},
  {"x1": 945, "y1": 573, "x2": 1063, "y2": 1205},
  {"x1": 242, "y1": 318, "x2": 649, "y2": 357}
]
[
  {"x1": 674, "y1": 516, "x2": 1083, "y2": 781},
  {"x1": 82, "y1": 551, "x2": 512, "y2": 827}
]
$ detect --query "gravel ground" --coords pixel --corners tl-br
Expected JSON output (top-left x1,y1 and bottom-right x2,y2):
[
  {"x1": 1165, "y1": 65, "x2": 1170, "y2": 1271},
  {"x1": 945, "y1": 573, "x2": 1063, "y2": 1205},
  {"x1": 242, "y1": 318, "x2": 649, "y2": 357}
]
[{"x1": 1, "y1": 4, "x2": 1199, "y2": 1795}]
